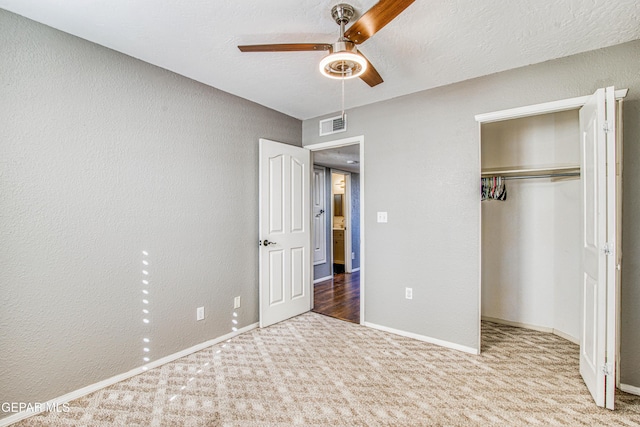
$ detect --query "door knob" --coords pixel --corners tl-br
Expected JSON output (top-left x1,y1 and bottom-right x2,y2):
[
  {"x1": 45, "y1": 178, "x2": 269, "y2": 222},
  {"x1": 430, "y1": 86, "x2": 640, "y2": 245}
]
[{"x1": 262, "y1": 239, "x2": 277, "y2": 247}]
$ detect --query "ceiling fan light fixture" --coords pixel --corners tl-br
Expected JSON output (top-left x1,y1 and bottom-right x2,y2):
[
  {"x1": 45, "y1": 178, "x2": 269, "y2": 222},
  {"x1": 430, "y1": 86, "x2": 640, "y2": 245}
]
[
  {"x1": 239, "y1": 1, "x2": 416, "y2": 87},
  {"x1": 319, "y1": 51, "x2": 367, "y2": 80}
]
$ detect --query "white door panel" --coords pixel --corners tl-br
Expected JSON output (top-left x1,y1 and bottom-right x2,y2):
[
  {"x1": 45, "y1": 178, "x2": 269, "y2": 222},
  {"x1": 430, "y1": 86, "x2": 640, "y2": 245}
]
[
  {"x1": 579, "y1": 88, "x2": 606, "y2": 408},
  {"x1": 269, "y1": 250, "x2": 285, "y2": 305},
  {"x1": 291, "y1": 247, "x2": 305, "y2": 299},
  {"x1": 268, "y1": 155, "x2": 284, "y2": 233},
  {"x1": 259, "y1": 139, "x2": 311, "y2": 327},
  {"x1": 579, "y1": 87, "x2": 617, "y2": 409},
  {"x1": 291, "y1": 157, "x2": 305, "y2": 232},
  {"x1": 582, "y1": 274, "x2": 597, "y2": 367}
]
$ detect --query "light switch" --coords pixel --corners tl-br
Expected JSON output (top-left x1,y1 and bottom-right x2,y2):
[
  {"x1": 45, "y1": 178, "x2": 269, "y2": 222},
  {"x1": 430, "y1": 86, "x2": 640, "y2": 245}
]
[{"x1": 377, "y1": 212, "x2": 388, "y2": 223}]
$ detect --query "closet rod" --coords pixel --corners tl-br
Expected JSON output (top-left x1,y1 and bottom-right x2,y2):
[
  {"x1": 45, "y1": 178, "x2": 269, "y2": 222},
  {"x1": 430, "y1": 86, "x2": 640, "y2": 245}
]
[{"x1": 502, "y1": 172, "x2": 580, "y2": 180}]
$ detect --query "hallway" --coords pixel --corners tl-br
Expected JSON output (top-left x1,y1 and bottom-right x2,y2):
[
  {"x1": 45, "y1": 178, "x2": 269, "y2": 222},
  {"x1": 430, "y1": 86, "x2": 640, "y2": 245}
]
[{"x1": 312, "y1": 271, "x2": 360, "y2": 324}]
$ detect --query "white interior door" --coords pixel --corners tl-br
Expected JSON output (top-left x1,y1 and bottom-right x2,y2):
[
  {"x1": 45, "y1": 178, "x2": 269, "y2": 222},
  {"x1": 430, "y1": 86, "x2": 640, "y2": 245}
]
[
  {"x1": 579, "y1": 87, "x2": 617, "y2": 409},
  {"x1": 313, "y1": 166, "x2": 327, "y2": 265},
  {"x1": 259, "y1": 139, "x2": 311, "y2": 328}
]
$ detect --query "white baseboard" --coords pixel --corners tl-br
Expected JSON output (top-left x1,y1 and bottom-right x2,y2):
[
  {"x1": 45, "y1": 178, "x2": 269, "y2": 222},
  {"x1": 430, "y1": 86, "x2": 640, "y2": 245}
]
[
  {"x1": 351, "y1": 268, "x2": 360, "y2": 272},
  {"x1": 481, "y1": 316, "x2": 580, "y2": 345},
  {"x1": 482, "y1": 316, "x2": 553, "y2": 333},
  {"x1": 621, "y1": 383, "x2": 640, "y2": 396},
  {"x1": 313, "y1": 275, "x2": 333, "y2": 284},
  {"x1": 0, "y1": 323, "x2": 258, "y2": 427},
  {"x1": 552, "y1": 328, "x2": 580, "y2": 345},
  {"x1": 363, "y1": 322, "x2": 478, "y2": 355}
]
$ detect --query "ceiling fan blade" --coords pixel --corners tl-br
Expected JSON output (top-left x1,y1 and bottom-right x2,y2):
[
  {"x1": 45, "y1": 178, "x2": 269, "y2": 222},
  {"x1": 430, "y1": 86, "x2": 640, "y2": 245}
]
[
  {"x1": 345, "y1": 0, "x2": 415, "y2": 44},
  {"x1": 359, "y1": 53, "x2": 383, "y2": 87},
  {"x1": 238, "y1": 43, "x2": 332, "y2": 52}
]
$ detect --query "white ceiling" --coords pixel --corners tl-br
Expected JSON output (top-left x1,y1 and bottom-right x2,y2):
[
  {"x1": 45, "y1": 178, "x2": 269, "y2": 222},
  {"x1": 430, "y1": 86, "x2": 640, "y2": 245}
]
[
  {"x1": 2, "y1": 0, "x2": 639, "y2": 120},
  {"x1": 313, "y1": 144, "x2": 360, "y2": 173}
]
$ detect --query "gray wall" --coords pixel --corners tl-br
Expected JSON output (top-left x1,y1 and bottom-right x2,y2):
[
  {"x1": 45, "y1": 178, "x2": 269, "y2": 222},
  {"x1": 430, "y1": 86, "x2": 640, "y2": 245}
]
[
  {"x1": 0, "y1": 10, "x2": 301, "y2": 413},
  {"x1": 303, "y1": 40, "x2": 640, "y2": 387}
]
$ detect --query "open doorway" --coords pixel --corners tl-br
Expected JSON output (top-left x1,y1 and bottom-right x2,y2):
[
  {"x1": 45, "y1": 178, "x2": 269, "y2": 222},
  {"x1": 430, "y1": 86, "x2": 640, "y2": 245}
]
[
  {"x1": 330, "y1": 171, "x2": 350, "y2": 274},
  {"x1": 307, "y1": 137, "x2": 363, "y2": 324}
]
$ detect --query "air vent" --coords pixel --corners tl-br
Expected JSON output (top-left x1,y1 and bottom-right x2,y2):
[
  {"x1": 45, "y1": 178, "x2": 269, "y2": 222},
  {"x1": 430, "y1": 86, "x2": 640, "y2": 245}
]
[{"x1": 319, "y1": 114, "x2": 347, "y2": 136}]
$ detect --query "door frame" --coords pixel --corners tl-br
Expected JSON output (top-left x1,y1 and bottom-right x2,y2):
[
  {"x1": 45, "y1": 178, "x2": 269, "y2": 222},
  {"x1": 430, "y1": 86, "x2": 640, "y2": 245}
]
[
  {"x1": 306, "y1": 135, "x2": 365, "y2": 324},
  {"x1": 475, "y1": 89, "x2": 627, "y2": 399}
]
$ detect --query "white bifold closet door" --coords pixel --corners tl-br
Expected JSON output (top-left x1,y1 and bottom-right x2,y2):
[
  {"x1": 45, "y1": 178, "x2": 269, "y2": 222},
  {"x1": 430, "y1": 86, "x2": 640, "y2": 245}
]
[{"x1": 579, "y1": 86, "x2": 618, "y2": 410}]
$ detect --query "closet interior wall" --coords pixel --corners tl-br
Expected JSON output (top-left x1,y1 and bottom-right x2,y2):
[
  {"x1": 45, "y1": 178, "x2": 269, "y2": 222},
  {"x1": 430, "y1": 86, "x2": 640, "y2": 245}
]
[{"x1": 481, "y1": 110, "x2": 581, "y2": 342}]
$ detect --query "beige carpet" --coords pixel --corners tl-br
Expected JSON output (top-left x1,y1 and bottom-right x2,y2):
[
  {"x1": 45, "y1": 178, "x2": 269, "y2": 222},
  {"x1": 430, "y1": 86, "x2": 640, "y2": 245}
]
[{"x1": 15, "y1": 313, "x2": 640, "y2": 426}]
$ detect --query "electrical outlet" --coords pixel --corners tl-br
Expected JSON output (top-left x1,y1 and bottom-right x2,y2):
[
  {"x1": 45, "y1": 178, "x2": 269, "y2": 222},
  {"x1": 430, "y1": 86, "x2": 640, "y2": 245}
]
[
  {"x1": 234, "y1": 296, "x2": 241, "y2": 309},
  {"x1": 377, "y1": 212, "x2": 388, "y2": 223},
  {"x1": 405, "y1": 288, "x2": 413, "y2": 300},
  {"x1": 196, "y1": 306, "x2": 205, "y2": 321},
  {"x1": 351, "y1": 252, "x2": 355, "y2": 259}
]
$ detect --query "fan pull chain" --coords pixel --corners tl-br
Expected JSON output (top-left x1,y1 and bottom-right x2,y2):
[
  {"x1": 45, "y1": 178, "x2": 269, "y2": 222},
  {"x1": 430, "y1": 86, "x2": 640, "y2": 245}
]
[{"x1": 341, "y1": 74, "x2": 345, "y2": 121}]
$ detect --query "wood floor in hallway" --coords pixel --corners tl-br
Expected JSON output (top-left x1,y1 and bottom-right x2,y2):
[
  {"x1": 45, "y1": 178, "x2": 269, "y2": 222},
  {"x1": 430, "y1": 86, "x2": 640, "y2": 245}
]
[{"x1": 312, "y1": 271, "x2": 360, "y2": 324}]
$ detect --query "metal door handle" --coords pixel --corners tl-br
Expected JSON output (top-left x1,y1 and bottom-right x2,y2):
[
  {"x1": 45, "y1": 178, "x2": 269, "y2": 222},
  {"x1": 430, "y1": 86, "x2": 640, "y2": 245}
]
[{"x1": 262, "y1": 239, "x2": 277, "y2": 247}]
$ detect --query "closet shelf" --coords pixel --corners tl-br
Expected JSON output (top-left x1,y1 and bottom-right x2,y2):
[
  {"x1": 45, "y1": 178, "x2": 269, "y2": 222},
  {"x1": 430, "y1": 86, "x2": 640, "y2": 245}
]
[{"x1": 481, "y1": 165, "x2": 580, "y2": 178}]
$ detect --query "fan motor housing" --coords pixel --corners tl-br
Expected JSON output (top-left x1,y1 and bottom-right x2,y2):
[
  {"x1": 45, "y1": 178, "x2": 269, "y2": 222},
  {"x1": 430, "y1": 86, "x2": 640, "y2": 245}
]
[
  {"x1": 332, "y1": 40, "x2": 357, "y2": 55},
  {"x1": 331, "y1": 4, "x2": 355, "y2": 24}
]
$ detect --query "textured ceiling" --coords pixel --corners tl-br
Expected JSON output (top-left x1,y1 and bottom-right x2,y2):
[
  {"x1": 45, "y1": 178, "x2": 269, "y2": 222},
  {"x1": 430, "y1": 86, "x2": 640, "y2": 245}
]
[
  {"x1": 313, "y1": 144, "x2": 360, "y2": 173},
  {"x1": 1, "y1": 0, "x2": 639, "y2": 120}
]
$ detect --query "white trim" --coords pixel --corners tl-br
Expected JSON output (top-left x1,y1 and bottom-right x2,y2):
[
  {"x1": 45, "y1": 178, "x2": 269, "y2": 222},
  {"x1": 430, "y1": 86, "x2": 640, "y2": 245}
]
[
  {"x1": 482, "y1": 316, "x2": 579, "y2": 345},
  {"x1": 364, "y1": 322, "x2": 479, "y2": 355},
  {"x1": 475, "y1": 96, "x2": 589, "y2": 123},
  {"x1": 620, "y1": 383, "x2": 640, "y2": 397},
  {"x1": 0, "y1": 323, "x2": 258, "y2": 427},
  {"x1": 615, "y1": 98, "x2": 624, "y2": 390},
  {"x1": 345, "y1": 173, "x2": 352, "y2": 273},
  {"x1": 475, "y1": 89, "x2": 628, "y2": 123},
  {"x1": 358, "y1": 140, "x2": 364, "y2": 324},
  {"x1": 477, "y1": 121, "x2": 483, "y2": 354},
  {"x1": 552, "y1": 329, "x2": 580, "y2": 345},
  {"x1": 351, "y1": 267, "x2": 360, "y2": 272},
  {"x1": 313, "y1": 275, "x2": 333, "y2": 284},
  {"x1": 482, "y1": 316, "x2": 553, "y2": 333},
  {"x1": 306, "y1": 135, "x2": 365, "y2": 324},
  {"x1": 305, "y1": 135, "x2": 364, "y2": 151}
]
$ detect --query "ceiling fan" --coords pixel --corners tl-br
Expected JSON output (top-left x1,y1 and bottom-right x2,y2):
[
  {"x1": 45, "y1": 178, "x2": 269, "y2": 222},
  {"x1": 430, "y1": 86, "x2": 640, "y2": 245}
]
[{"x1": 238, "y1": 0, "x2": 415, "y2": 87}]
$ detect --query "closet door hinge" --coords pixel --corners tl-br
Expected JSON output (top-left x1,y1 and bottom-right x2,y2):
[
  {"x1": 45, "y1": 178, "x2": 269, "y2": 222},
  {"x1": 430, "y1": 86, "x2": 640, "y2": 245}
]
[
  {"x1": 602, "y1": 363, "x2": 613, "y2": 376},
  {"x1": 603, "y1": 242, "x2": 613, "y2": 256},
  {"x1": 603, "y1": 121, "x2": 612, "y2": 133}
]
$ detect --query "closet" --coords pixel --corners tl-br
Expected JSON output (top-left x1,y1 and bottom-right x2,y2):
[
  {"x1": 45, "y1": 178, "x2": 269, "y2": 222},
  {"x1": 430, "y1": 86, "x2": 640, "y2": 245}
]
[
  {"x1": 477, "y1": 87, "x2": 626, "y2": 410},
  {"x1": 481, "y1": 110, "x2": 582, "y2": 342}
]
